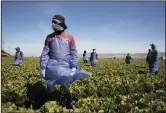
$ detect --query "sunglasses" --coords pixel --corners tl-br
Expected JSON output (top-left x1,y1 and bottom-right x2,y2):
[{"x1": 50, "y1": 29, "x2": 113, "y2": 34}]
[
  {"x1": 52, "y1": 20, "x2": 58, "y2": 24},
  {"x1": 52, "y1": 18, "x2": 63, "y2": 24}
]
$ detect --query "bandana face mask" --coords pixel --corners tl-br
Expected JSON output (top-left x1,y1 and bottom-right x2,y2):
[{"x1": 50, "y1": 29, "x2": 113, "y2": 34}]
[
  {"x1": 152, "y1": 46, "x2": 156, "y2": 50},
  {"x1": 52, "y1": 19, "x2": 64, "y2": 32},
  {"x1": 52, "y1": 23, "x2": 64, "y2": 32}
]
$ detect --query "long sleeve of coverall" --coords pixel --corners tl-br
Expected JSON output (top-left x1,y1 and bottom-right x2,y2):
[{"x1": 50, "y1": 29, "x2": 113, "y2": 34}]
[
  {"x1": 20, "y1": 51, "x2": 24, "y2": 60},
  {"x1": 96, "y1": 53, "x2": 98, "y2": 60},
  {"x1": 40, "y1": 37, "x2": 51, "y2": 70},
  {"x1": 14, "y1": 53, "x2": 17, "y2": 61},
  {"x1": 152, "y1": 50, "x2": 159, "y2": 63},
  {"x1": 69, "y1": 36, "x2": 78, "y2": 69}
]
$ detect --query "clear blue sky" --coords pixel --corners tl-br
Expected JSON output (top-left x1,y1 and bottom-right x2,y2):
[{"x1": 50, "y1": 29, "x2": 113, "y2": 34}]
[{"x1": 2, "y1": 2, "x2": 165, "y2": 56}]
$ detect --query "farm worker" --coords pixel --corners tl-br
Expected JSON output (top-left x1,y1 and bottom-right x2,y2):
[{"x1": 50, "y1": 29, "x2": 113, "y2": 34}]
[
  {"x1": 40, "y1": 14, "x2": 92, "y2": 108},
  {"x1": 160, "y1": 56, "x2": 165, "y2": 60},
  {"x1": 83, "y1": 50, "x2": 88, "y2": 63},
  {"x1": 14, "y1": 47, "x2": 23, "y2": 66},
  {"x1": 90, "y1": 49, "x2": 98, "y2": 66},
  {"x1": 125, "y1": 53, "x2": 132, "y2": 64},
  {"x1": 146, "y1": 49, "x2": 152, "y2": 69},
  {"x1": 149, "y1": 44, "x2": 160, "y2": 74}
]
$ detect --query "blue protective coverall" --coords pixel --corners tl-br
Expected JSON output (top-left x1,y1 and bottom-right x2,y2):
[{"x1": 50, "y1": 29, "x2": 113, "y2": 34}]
[
  {"x1": 149, "y1": 49, "x2": 160, "y2": 73},
  {"x1": 83, "y1": 52, "x2": 88, "y2": 63},
  {"x1": 14, "y1": 47, "x2": 23, "y2": 65},
  {"x1": 125, "y1": 55, "x2": 132, "y2": 64},
  {"x1": 40, "y1": 32, "x2": 92, "y2": 89},
  {"x1": 90, "y1": 52, "x2": 98, "y2": 66}
]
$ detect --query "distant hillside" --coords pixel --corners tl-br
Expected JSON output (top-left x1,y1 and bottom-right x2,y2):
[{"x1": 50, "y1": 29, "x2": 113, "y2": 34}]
[{"x1": 79, "y1": 52, "x2": 165, "y2": 59}]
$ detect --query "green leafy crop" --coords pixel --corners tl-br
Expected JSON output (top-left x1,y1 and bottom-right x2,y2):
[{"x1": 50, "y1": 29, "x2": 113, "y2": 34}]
[{"x1": 2, "y1": 57, "x2": 165, "y2": 113}]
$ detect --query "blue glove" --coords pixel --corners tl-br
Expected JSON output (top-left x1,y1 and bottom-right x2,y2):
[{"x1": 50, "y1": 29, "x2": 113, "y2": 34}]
[
  {"x1": 40, "y1": 69, "x2": 46, "y2": 79},
  {"x1": 70, "y1": 67, "x2": 76, "y2": 75}
]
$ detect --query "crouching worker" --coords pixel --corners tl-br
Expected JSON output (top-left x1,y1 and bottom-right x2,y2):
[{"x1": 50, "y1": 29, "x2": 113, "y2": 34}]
[
  {"x1": 90, "y1": 49, "x2": 98, "y2": 66},
  {"x1": 14, "y1": 47, "x2": 23, "y2": 66},
  {"x1": 40, "y1": 14, "x2": 92, "y2": 108}
]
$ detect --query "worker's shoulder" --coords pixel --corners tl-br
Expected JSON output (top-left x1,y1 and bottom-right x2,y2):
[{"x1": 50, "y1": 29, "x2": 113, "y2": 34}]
[
  {"x1": 44, "y1": 32, "x2": 55, "y2": 45},
  {"x1": 64, "y1": 32, "x2": 74, "y2": 40},
  {"x1": 20, "y1": 51, "x2": 23, "y2": 55},
  {"x1": 47, "y1": 32, "x2": 56, "y2": 38},
  {"x1": 154, "y1": 49, "x2": 159, "y2": 53},
  {"x1": 154, "y1": 50, "x2": 159, "y2": 55},
  {"x1": 64, "y1": 32, "x2": 73, "y2": 37}
]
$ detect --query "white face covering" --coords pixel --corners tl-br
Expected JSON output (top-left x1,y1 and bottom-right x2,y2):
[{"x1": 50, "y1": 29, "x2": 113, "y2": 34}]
[
  {"x1": 52, "y1": 23, "x2": 64, "y2": 32},
  {"x1": 52, "y1": 19, "x2": 64, "y2": 32}
]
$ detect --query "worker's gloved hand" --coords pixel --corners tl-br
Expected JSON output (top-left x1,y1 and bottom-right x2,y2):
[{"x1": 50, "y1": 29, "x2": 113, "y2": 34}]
[
  {"x1": 40, "y1": 69, "x2": 46, "y2": 79},
  {"x1": 71, "y1": 67, "x2": 76, "y2": 72},
  {"x1": 70, "y1": 67, "x2": 76, "y2": 75}
]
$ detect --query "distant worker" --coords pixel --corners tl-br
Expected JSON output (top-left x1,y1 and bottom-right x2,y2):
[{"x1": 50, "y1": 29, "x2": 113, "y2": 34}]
[
  {"x1": 146, "y1": 49, "x2": 152, "y2": 69},
  {"x1": 83, "y1": 50, "x2": 88, "y2": 63},
  {"x1": 149, "y1": 44, "x2": 160, "y2": 74},
  {"x1": 90, "y1": 49, "x2": 98, "y2": 66},
  {"x1": 14, "y1": 47, "x2": 23, "y2": 66},
  {"x1": 40, "y1": 14, "x2": 92, "y2": 108},
  {"x1": 125, "y1": 53, "x2": 132, "y2": 64},
  {"x1": 160, "y1": 56, "x2": 165, "y2": 61}
]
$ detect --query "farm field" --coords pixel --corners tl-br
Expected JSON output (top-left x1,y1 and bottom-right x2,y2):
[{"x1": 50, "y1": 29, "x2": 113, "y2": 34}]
[{"x1": 1, "y1": 57, "x2": 166, "y2": 113}]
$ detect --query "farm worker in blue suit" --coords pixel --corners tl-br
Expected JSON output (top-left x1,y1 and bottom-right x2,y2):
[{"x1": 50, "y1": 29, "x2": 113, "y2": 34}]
[
  {"x1": 83, "y1": 50, "x2": 88, "y2": 63},
  {"x1": 90, "y1": 49, "x2": 98, "y2": 66},
  {"x1": 40, "y1": 14, "x2": 92, "y2": 108},
  {"x1": 146, "y1": 49, "x2": 152, "y2": 69},
  {"x1": 149, "y1": 44, "x2": 160, "y2": 74},
  {"x1": 14, "y1": 47, "x2": 23, "y2": 66},
  {"x1": 125, "y1": 53, "x2": 132, "y2": 64}
]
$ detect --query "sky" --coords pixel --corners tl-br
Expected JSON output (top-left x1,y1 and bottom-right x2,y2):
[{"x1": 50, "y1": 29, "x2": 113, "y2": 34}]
[{"x1": 2, "y1": 1, "x2": 165, "y2": 56}]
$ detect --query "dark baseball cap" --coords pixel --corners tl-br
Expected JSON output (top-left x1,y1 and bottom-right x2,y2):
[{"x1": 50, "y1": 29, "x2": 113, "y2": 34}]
[
  {"x1": 150, "y1": 43, "x2": 155, "y2": 46},
  {"x1": 53, "y1": 14, "x2": 65, "y2": 23},
  {"x1": 15, "y1": 47, "x2": 20, "y2": 50}
]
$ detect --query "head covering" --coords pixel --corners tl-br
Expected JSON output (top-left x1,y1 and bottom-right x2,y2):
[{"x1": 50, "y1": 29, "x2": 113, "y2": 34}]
[
  {"x1": 92, "y1": 49, "x2": 96, "y2": 53},
  {"x1": 150, "y1": 43, "x2": 156, "y2": 47},
  {"x1": 150, "y1": 43, "x2": 156, "y2": 49},
  {"x1": 52, "y1": 14, "x2": 67, "y2": 32},
  {"x1": 52, "y1": 14, "x2": 65, "y2": 23},
  {"x1": 15, "y1": 47, "x2": 20, "y2": 51},
  {"x1": 15, "y1": 47, "x2": 20, "y2": 49}
]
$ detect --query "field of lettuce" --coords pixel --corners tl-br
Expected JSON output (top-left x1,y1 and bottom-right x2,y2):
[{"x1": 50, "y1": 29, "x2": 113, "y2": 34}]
[{"x1": 2, "y1": 57, "x2": 166, "y2": 113}]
